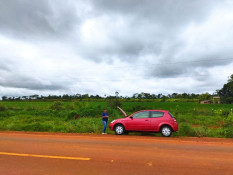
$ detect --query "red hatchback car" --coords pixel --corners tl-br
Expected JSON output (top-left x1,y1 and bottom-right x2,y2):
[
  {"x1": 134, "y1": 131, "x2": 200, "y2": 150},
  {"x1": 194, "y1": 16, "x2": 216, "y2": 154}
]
[{"x1": 109, "y1": 107, "x2": 178, "y2": 137}]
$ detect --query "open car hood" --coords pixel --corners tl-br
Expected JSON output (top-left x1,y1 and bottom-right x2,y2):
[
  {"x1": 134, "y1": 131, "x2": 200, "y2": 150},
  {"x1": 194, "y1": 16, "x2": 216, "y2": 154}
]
[{"x1": 117, "y1": 106, "x2": 127, "y2": 117}]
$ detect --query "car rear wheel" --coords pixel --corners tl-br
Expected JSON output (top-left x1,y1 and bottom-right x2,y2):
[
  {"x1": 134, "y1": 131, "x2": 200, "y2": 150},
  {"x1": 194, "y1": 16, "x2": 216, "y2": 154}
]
[
  {"x1": 161, "y1": 126, "x2": 172, "y2": 137},
  {"x1": 114, "y1": 124, "x2": 125, "y2": 135}
]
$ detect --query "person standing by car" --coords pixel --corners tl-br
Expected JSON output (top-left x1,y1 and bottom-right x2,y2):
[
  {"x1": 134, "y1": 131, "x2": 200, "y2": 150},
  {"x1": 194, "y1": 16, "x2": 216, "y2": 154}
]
[{"x1": 102, "y1": 109, "x2": 109, "y2": 134}]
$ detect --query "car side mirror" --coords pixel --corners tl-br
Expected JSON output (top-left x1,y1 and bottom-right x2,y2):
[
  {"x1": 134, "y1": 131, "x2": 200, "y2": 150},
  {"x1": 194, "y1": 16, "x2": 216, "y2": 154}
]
[{"x1": 129, "y1": 116, "x2": 133, "y2": 119}]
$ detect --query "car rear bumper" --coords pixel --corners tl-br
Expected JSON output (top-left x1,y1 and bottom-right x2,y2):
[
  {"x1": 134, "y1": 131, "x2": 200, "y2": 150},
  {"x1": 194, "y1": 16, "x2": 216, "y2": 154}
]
[{"x1": 172, "y1": 123, "x2": 178, "y2": 132}]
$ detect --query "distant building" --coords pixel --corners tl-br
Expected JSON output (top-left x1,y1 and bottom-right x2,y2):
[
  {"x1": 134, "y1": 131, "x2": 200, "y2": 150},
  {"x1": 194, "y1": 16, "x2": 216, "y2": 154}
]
[
  {"x1": 200, "y1": 96, "x2": 221, "y2": 104},
  {"x1": 200, "y1": 100, "x2": 212, "y2": 104},
  {"x1": 213, "y1": 96, "x2": 221, "y2": 104}
]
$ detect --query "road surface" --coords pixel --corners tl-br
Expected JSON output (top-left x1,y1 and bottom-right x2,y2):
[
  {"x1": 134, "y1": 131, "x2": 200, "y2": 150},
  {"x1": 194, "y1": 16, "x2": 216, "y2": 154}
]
[{"x1": 0, "y1": 131, "x2": 233, "y2": 175}]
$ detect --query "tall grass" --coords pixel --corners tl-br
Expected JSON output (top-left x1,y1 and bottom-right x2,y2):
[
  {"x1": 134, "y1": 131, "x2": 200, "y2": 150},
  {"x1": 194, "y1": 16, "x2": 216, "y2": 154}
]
[{"x1": 0, "y1": 101, "x2": 232, "y2": 137}]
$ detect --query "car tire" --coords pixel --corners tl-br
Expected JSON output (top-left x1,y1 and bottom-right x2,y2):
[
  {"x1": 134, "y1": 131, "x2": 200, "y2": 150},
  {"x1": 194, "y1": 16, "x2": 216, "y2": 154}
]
[
  {"x1": 114, "y1": 124, "x2": 125, "y2": 135},
  {"x1": 161, "y1": 126, "x2": 172, "y2": 137}
]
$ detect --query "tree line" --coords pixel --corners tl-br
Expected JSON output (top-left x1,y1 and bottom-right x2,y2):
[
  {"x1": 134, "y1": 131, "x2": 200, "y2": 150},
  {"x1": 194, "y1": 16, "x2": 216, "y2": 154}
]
[
  {"x1": 1, "y1": 74, "x2": 233, "y2": 104},
  {"x1": 0, "y1": 92, "x2": 212, "y2": 101}
]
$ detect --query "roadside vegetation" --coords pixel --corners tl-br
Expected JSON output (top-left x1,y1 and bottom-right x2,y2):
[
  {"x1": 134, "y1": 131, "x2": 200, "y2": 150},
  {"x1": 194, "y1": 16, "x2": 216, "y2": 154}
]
[
  {"x1": 0, "y1": 101, "x2": 232, "y2": 138},
  {"x1": 0, "y1": 75, "x2": 233, "y2": 138}
]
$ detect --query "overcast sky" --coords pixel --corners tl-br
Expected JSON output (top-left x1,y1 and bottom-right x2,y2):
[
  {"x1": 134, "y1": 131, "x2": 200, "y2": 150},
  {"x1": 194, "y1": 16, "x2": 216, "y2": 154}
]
[{"x1": 0, "y1": 0, "x2": 233, "y2": 97}]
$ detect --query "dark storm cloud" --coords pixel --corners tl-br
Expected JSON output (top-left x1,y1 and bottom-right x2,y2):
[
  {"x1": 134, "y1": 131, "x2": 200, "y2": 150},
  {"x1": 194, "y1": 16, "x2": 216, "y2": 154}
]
[
  {"x1": 0, "y1": 74, "x2": 66, "y2": 91},
  {"x1": 0, "y1": 0, "x2": 78, "y2": 39}
]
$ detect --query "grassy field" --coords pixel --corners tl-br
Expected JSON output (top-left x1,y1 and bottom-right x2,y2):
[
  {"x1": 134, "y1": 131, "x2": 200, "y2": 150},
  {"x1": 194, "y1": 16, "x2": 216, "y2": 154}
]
[{"x1": 0, "y1": 101, "x2": 233, "y2": 138}]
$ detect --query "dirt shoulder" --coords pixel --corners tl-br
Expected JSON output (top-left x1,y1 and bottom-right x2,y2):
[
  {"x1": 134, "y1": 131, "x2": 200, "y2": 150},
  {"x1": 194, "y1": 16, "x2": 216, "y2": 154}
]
[{"x1": 0, "y1": 130, "x2": 232, "y2": 145}]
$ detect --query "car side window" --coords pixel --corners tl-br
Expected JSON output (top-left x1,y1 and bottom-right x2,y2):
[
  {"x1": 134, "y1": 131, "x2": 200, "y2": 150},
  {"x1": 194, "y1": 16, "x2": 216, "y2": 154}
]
[
  {"x1": 151, "y1": 111, "x2": 164, "y2": 118},
  {"x1": 132, "y1": 111, "x2": 150, "y2": 119}
]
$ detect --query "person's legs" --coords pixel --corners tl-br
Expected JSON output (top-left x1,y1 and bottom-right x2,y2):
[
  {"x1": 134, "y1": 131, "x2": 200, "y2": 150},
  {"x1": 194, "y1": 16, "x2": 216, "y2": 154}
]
[
  {"x1": 102, "y1": 120, "x2": 107, "y2": 133},
  {"x1": 105, "y1": 121, "x2": 108, "y2": 133}
]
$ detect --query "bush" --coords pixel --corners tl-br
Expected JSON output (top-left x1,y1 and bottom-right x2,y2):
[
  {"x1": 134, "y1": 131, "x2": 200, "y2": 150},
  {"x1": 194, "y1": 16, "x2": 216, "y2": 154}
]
[
  {"x1": 74, "y1": 101, "x2": 89, "y2": 109},
  {"x1": 194, "y1": 127, "x2": 208, "y2": 137},
  {"x1": 221, "y1": 114, "x2": 233, "y2": 138},
  {"x1": 65, "y1": 104, "x2": 75, "y2": 110},
  {"x1": 226, "y1": 113, "x2": 233, "y2": 124},
  {"x1": 79, "y1": 107, "x2": 100, "y2": 117},
  {"x1": 178, "y1": 123, "x2": 196, "y2": 136},
  {"x1": 21, "y1": 123, "x2": 53, "y2": 132},
  {"x1": 55, "y1": 111, "x2": 68, "y2": 118},
  {"x1": 66, "y1": 110, "x2": 78, "y2": 121},
  {"x1": 49, "y1": 101, "x2": 64, "y2": 111},
  {"x1": 223, "y1": 127, "x2": 233, "y2": 138},
  {"x1": 64, "y1": 118, "x2": 102, "y2": 133},
  {"x1": 107, "y1": 99, "x2": 122, "y2": 109},
  {"x1": 126, "y1": 105, "x2": 147, "y2": 112},
  {"x1": 191, "y1": 108, "x2": 210, "y2": 116},
  {"x1": 0, "y1": 104, "x2": 6, "y2": 112},
  {"x1": 221, "y1": 110, "x2": 230, "y2": 117},
  {"x1": 26, "y1": 106, "x2": 37, "y2": 111}
]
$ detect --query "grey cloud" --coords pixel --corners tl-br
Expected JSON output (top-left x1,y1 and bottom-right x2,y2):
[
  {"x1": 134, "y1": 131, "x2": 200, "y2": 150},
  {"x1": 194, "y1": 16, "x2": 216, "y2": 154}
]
[
  {"x1": 149, "y1": 58, "x2": 233, "y2": 79},
  {"x1": 92, "y1": 0, "x2": 216, "y2": 24},
  {"x1": 0, "y1": 70, "x2": 67, "y2": 91},
  {"x1": 77, "y1": 0, "x2": 221, "y2": 63},
  {"x1": 0, "y1": 58, "x2": 17, "y2": 72},
  {"x1": 0, "y1": 0, "x2": 79, "y2": 39},
  {"x1": 0, "y1": 62, "x2": 10, "y2": 71},
  {"x1": 0, "y1": 0, "x2": 232, "y2": 96}
]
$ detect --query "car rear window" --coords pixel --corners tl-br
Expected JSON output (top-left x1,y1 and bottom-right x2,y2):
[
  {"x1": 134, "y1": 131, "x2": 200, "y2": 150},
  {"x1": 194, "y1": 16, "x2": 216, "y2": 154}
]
[
  {"x1": 169, "y1": 112, "x2": 175, "y2": 118},
  {"x1": 151, "y1": 111, "x2": 164, "y2": 118}
]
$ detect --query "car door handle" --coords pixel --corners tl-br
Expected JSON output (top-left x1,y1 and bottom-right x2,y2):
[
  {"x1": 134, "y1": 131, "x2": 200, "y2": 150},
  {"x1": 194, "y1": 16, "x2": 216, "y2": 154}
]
[{"x1": 145, "y1": 120, "x2": 149, "y2": 121}]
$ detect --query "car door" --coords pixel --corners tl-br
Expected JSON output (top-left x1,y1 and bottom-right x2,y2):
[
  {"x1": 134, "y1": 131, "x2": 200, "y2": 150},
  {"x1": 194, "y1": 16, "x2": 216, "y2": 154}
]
[
  {"x1": 126, "y1": 111, "x2": 151, "y2": 131},
  {"x1": 150, "y1": 111, "x2": 165, "y2": 131}
]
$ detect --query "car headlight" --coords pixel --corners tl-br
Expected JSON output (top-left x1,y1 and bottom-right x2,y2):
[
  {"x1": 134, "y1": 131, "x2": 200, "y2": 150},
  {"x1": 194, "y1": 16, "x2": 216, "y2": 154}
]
[{"x1": 111, "y1": 120, "x2": 116, "y2": 123}]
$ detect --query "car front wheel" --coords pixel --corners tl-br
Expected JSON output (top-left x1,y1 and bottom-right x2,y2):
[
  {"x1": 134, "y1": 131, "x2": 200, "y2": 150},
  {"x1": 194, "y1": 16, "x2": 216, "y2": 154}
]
[
  {"x1": 114, "y1": 124, "x2": 125, "y2": 135},
  {"x1": 161, "y1": 126, "x2": 172, "y2": 137}
]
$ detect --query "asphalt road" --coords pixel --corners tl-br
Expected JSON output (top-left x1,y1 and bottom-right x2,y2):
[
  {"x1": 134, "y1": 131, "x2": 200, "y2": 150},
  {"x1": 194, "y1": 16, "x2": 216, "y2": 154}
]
[{"x1": 0, "y1": 131, "x2": 233, "y2": 175}]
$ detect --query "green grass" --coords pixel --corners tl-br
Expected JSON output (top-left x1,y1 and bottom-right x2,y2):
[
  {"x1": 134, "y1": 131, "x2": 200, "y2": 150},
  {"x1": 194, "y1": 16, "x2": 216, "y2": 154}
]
[{"x1": 0, "y1": 101, "x2": 232, "y2": 138}]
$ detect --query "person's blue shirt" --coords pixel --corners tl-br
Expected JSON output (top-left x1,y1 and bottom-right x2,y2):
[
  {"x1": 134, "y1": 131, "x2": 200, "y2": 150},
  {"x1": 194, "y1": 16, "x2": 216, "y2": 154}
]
[{"x1": 102, "y1": 112, "x2": 109, "y2": 122}]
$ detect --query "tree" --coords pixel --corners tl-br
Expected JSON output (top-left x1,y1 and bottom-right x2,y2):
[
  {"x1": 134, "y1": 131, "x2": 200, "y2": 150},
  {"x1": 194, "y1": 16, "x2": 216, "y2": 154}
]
[
  {"x1": 182, "y1": 93, "x2": 189, "y2": 99},
  {"x1": 132, "y1": 93, "x2": 138, "y2": 98},
  {"x1": 157, "y1": 93, "x2": 162, "y2": 99},
  {"x1": 199, "y1": 93, "x2": 211, "y2": 101},
  {"x1": 107, "y1": 92, "x2": 122, "y2": 108},
  {"x1": 2, "y1": 96, "x2": 7, "y2": 101},
  {"x1": 217, "y1": 74, "x2": 233, "y2": 104},
  {"x1": 161, "y1": 96, "x2": 167, "y2": 102},
  {"x1": 115, "y1": 91, "x2": 119, "y2": 98}
]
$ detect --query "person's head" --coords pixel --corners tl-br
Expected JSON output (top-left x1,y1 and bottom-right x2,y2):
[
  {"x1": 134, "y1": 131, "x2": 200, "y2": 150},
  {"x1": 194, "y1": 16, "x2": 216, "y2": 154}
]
[{"x1": 104, "y1": 109, "x2": 107, "y2": 113}]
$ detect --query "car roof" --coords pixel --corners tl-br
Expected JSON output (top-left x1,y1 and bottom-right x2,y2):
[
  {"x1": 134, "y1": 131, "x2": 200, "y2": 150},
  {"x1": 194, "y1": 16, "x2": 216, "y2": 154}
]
[{"x1": 136, "y1": 109, "x2": 168, "y2": 113}]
